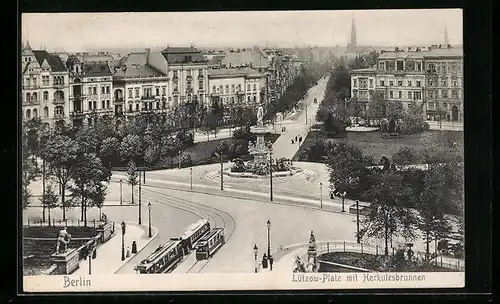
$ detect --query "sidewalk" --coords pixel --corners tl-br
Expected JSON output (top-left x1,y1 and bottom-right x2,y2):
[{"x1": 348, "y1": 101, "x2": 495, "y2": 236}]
[{"x1": 72, "y1": 222, "x2": 158, "y2": 275}]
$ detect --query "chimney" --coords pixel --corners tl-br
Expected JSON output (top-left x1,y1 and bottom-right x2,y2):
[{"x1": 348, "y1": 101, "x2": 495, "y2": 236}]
[{"x1": 145, "y1": 48, "x2": 150, "y2": 64}]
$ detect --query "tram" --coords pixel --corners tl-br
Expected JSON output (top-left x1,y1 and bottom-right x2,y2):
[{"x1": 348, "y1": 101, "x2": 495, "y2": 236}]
[
  {"x1": 172, "y1": 219, "x2": 210, "y2": 254},
  {"x1": 195, "y1": 228, "x2": 225, "y2": 261},
  {"x1": 134, "y1": 239, "x2": 184, "y2": 274}
]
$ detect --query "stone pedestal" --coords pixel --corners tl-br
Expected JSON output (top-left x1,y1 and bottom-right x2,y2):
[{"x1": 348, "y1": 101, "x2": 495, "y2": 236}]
[
  {"x1": 96, "y1": 222, "x2": 112, "y2": 243},
  {"x1": 50, "y1": 248, "x2": 80, "y2": 275}
]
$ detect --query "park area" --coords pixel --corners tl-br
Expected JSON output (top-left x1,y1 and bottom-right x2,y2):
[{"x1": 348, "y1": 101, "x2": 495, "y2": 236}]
[{"x1": 293, "y1": 129, "x2": 464, "y2": 162}]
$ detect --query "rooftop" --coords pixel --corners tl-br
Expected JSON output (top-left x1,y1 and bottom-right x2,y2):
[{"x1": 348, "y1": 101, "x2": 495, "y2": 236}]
[
  {"x1": 84, "y1": 62, "x2": 113, "y2": 77},
  {"x1": 208, "y1": 67, "x2": 263, "y2": 78},
  {"x1": 379, "y1": 46, "x2": 463, "y2": 59},
  {"x1": 32, "y1": 50, "x2": 67, "y2": 72},
  {"x1": 161, "y1": 46, "x2": 207, "y2": 64},
  {"x1": 221, "y1": 47, "x2": 269, "y2": 69}
]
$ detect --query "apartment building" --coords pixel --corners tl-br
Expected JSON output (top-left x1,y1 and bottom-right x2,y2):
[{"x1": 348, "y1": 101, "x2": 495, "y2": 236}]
[
  {"x1": 207, "y1": 67, "x2": 265, "y2": 108},
  {"x1": 21, "y1": 42, "x2": 70, "y2": 128},
  {"x1": 65, "y1": 55, "x2": 114, "y2": 127},
  {"x1": 350, "y1": 45, "x2": 463, "y2": 122}
]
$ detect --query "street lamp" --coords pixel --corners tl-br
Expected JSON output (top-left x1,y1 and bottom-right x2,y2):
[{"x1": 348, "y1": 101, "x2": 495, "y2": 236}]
[
  {"x1": 138, "y1": 171, "x2": 142, "y2": 225},
  {"x1": 120, "y1": 221, "x2": 126, "y2": 261},
  {"x1": 119, "y1": 179, "x2": 123, "y2": 205},
  {"x1": 253, "y1": 244, "x2": 258, "y2": 273},
  {"x1": 341, "y1": 191, "x2": 346, "y2": 212},
  {"x1": 269, "y1": 148, "x2": 273, "y2": 202},
  {"x1": 267, "y1": 220, "x2": 273, "y2": 271},
  {"x1": 148, "y1": 202, "x2": 152, "y2": 238},
  {"x1": 190, "y1": 167, "x2": 193, "y2": 190},
  {"x1": 215, "y1": 152, "x2": 223, "y2": 191},
  {"x1": 319, "y1": 182, "x2": 323, "y2": 209}
]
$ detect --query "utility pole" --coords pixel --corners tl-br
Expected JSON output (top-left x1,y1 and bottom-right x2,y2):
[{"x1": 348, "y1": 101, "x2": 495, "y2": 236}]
[{"x1": 356, "y1": 200, "x2": 360, "y2": 244}]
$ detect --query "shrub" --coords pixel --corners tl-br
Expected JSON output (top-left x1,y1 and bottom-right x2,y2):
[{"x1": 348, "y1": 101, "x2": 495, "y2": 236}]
[{"x1": 179, "y1": 152, "x2": 192, "y2": 168}]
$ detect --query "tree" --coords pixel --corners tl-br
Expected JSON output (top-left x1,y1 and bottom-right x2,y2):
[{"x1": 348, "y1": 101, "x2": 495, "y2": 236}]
[
  {"x1": 42, "y1": 135, "x2": 79, "y2": 221},
  {"x1": 386, "y1": 101, "x2": 404, "y2": 121},
  {"x1": 126, "y1": 160, "x2": 139, "y2": 204},
  {"x1": 39, "y1": 183, "x2": 59, "y2": 226},
  {"x1": 69, "y1": 153, "x2": 111, "y2": 225},
  {"x1": 120, "y1": 134, "x2": 143, "y2": 164},
  {"x1": 99, "y1": 137, "x2": 120, "y2": 169},
  {"x1": 416, "y1": 167, "x2": 453, "y2": 257},
  {"x1": 179, "y1": 152, "x2": 193, "y2": 168},
  {"x1": 392, "y1": 147, "x2": 420, "y2": 166},
  {"x1": 21, "y1": 129, "x2": 38, "y2": 209},
  {"x1": 360, "y1": 171, "x2": 418, "y2": 255},
  {"x1": 326, "y1": 144, "x2": 364, "y2": 195},
  {"x1": 366, "y1": 92, "x2": 387, "y2": 123}
]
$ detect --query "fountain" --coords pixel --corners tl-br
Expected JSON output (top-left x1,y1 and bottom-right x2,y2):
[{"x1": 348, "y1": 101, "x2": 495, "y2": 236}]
[{"x1": 225, "y1": 104, "x2": 302, "y2": 178}]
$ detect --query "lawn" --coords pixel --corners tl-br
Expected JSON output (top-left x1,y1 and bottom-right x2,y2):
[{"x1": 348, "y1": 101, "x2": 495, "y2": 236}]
[{"x1": 293, "y1": 130, "x2": 464, "y2": 162}]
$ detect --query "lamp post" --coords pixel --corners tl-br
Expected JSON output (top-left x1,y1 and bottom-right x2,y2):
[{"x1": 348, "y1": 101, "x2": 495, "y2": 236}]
[
  {"x1": 120, "y1": 221, "x2": 126, "y2": 261},
  {"x1": 267, "y1": 220, "x2": 272, "y2": 271},
  {"x1": 215, "y1": 152, "x2": 223, "y2": 191},
  {"x1": 138, "y1": 171, "x2": 142, "y2": 225},
  {"x1": 119, "y1": 179, "x2": 123, "y2": 205},
  {"x1": 320, "y1": 182, "x2": 323, "y2": 209},
  {"x1": 190, "y1": 167, "x2": 193, "y2": 190},
  {"x1": 341, "y1": 191, "x2": 346, "y2": 212},
  {"x1": 356, "y1": 200, "x2": 360, "y2": 244},
  {"x1": 143, "y1": 170, "x2": 146, "y2": 184},
  {"x1": 148, "y1": 202, "x2": 152, "y2": 238},
  {"x1": 269, "y1": 148, "x2": 273, "y2": 202},
  {"x1": 253, "y1": 244, "x2": 258, "y2": 273}
]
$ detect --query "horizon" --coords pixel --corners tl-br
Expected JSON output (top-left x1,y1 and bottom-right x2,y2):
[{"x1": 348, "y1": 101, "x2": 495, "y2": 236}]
[{"x1": 22, "y1": 10, "x2": 463, "y2": 53}]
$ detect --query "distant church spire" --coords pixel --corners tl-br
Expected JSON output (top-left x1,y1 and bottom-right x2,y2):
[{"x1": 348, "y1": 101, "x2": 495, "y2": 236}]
[
  {"x1": 444, "y1": 24, "x2": 449, "y2": 45},
  {"x1": 350, "y1": 15, "x2": 357, "y2": 47}
]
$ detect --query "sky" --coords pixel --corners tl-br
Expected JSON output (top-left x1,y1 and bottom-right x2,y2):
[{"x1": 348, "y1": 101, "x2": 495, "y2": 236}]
[{"x1": 21, "y1": 9, "x2": 463, "y2": 52}]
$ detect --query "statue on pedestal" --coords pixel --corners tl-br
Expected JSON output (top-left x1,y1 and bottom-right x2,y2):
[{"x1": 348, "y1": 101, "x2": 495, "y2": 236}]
[
  {"x1": 307, "y1": 230, "x2": 318, "y2": 272},
  {"x1": 257, "y1": 105, "x2": 264, "y2": 126},
  {"x1": 56, "y1": 226, "x2": 72, "y2": 254}
]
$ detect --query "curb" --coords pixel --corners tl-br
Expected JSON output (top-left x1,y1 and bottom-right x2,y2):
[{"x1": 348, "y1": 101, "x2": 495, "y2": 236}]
[{"x1": 113, "y1": 223, "x2": 159, "y2": 274}]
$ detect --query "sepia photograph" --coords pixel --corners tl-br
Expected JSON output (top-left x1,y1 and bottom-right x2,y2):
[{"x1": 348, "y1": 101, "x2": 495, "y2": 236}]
[{"x1": 20, "y1": 9, "x2": 465, "y2": 292}]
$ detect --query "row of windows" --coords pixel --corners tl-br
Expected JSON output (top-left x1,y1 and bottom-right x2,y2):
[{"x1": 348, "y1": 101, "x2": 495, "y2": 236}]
[
  {"x1": 427, "y1": 63, "x2": 462, "y2": 74},
  {"x1": 379, "y1": 79, "x2": 422, "y2": 87},
  {"x1": 211, "y1": 83, "x2": 258, "y2": 94},
  {"x1": 25, "y1": 106, "x2": 64, "y2": 119},
  {"x1": 25, "y1": 91, "x2": 65, "y2": 102},
  {"x1": 427, "y1": 102, "x2": 460, "y2": 111},
  {"x1": 427, "y1": 89, "x2": 460, "y2": 99},
  {"x1": 172, "y1": 69, "x2": 205, "y2": 78},
  {"x1": 25, "y1": 76, "x2": 66, "y2": 87},
  {"x1": 216, "y1": 95, "x2": 258, "y2": 104},
  {"x1": 353, "y1": 79, "x2": 373, "y2": 89},
  {"x1": 379, "y1": 61, "x2": 423, "y2": 71},
  {"x1": 427, "y1": 79, "x2": 460, "y2": 87},
  {"x1": 127, "y1": 86, "x2": 168, "y2": 99},
  {"x1": 388, "y1": 90, "x2": 422, "y2": 100},
  {"x1": 88, "y1": 100, "x2": 112, "y2": 110},
  {"x1": 88, "y1": 85, "x2": 111, "y2": 95}
]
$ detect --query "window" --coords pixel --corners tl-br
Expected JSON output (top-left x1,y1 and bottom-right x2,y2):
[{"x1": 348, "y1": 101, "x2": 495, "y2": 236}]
[
  {"x1": 219, "y1": 85, "x2": 223, "y2": 93},
  {"x1": 414, "y1": 92, "x2": 421, "y2": 100},
  {"x1": 128, "y1": 89, "x2": 133, "y2": 98},
  {"x1": 156, "y1": 102, "x2": 160, "y2": 109},
  {"x1": 441, "y1": 80, "x2": 447, "y2": 87},
  {"x1": 247, "y1": 84, "x2": 251, "y2": 91},
  {"x1": 452, "y1": 80, "x2": 458, "y2": 87},
  {"x1": 380, "y1": 80, "x2": 385, "y2": 86},
  {"x1": 398, "y1": 91, "x2": 402, "y2": 99},
  {"x1": 253, "y1": 84, "x2": 257, "y2": 91},
  {"x1": 187, "y1": 82, "x2": 192, "y2": 89},
  {"x1": 88, "y1": 101, "x2": 92, "y2": 110},
  {"x1": 129, "y1": 104, "x2": 133, "y2": 112},
  {"x1": 397, "y1": 81, "x2": 403, "y2": 86},
  {"x1": 162, "y1": 101, "x2": 166, "y2": 109},
  {"x1": 33, "y1": 109, "x2": 38, "y2": 117},
  {"x1": 231, "y1": 84, "x2": 235, "y2": 93},
  {"x1": 428, "y1": 90, "x2": 434, "y2": 98},
  {"x1": 408, "y1": 80, "x2": 412, "y2": 87},
  {"x1": 353, "y1": 79, "x2": 358, "y2": 87},
  {"x1": 408, "y1": 92, "x2": 412, "y2": 99},
  {"x1": 442, "y1": 90, "x2": 448, "y2": 98},
  {"x1": 389, "y1": 81, "x2": 394, "y2": 86},
  {"x1": 93, "y1": 101, "x2": 97, "y2": 109},
  {"x1": 452, "y1": 90, "x2": 458, "y2": 99},
  {"x1": 396, "y1": 61, "x2": 404, "y2": 70},
  {"x1": 369, "y1": 79, "x2": 373, "y2": 88},
  {"x1": 26, "y1": 109, "x2": 31, "y2": 119},
  {"x1": 43, "y1": 91, "x2": 49, "y2": 101},
  {"x1": 437, "y1": 66, "x2": 441, "y2": 73},
  {"x1": 389, "y1": 91, "x2": 394, "y2": 98},
  {"x1": 247, "y1": 96, "x2": 251, "y2": 102},
  {"x1": 101, "y1": 86, "x2": 105, "y2": 94},
  {"x1": 199, "y1": 81, "x2": 203, "y2": 89},
  {"x1": 102, "y1": 100, "x2": 105, "y2": 109},
  {"x1": 225, "y1": 85, "x2": 229, "y2": 94},
  {"x1": 136, "y1": 104, "x2": 139, "y2": 111},
  {"x1": 212, "y1": 86, "x2": 216, "y2": 93},
  {"x1": 428, "y1": 79, "x2": 433, "y2": 86},
  {"x1": 379, "y1": 62, "x2": 385, "y2": 70},
  {"x1": 156, "y1": 88, "x2": 160, "y2": 96},
  {"x1": 173, "y1": 71, "x2": 178, "y2": 78},
  {"x1": 416, "y1": 63, "x2": 422, "y2": 71},
  {"x1": 107, "y1": 100, "x2": 110, "y2": 108},
  {"x1": 452, "y1": 66, "x2": 457, "y2": 73},
  {"x1": 88, "y1": 87, "x2": 93, "y2": 95},
  {"x1": 44, "y1": 106, "x2": 49, "y2": 117},
  {"x1": 416, "y1": 81, "x2": 421, "y2": 87},
  {"x1": 253, "y1": 95, "x2": 257, "y2": 102},
  {"x1": 442, "y1": 103, "x2": 448, "y2": 110},
  {"x1": 428, "y1": 102, "x2": 435, "y2": 110},
  {"x1": 186, "y1": 69, "x2": 191, "y2": 76},
  {"x1": 135, "y1": 89, "x2": 139, "y2": 97},
  {"x1": 442, "y1": 66, "x2": 447, "y2": 74},
  {"x1": 93, "y1": 87, "x2": 97, "y2": 95},
  {"x1": 231, "y1": 97, "x2": 234, "y2": 103}
]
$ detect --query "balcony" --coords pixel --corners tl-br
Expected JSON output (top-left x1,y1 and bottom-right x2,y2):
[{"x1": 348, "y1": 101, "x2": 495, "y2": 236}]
[
  {"x1": 198, "y1": 74, "x2": 204, "y2": 79},
  {"x1": 140, "y1": 95, "x2": 155, "y2": 101},
  {"x1": 186, "y1": 75, "x2": 193, "y2": 81},
  {"x1": 53, "y1": 83, "x2": 66, "y2": 88},
  {"x1": 70, "y1": 111, "x2": 85, "y2": 118},
  {"x1": 172, "y1": 76, "x2": 179, "y2": 82},
  {"x1": 53, "y1": 99, "x2": 65, "y2": 105},
  {"x1": 114, "y1": 98, "x2": 124, "y2": 103},
  {"x1": 22, "y1": 85, "x2": 40, "y2": 90},
  {"x1": 70, "y1": 94, "x2": 86, "y2": 101}
]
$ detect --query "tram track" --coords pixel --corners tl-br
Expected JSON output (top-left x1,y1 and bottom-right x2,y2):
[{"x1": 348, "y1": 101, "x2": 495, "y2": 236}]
[{"x1": 139, "y1": 186, "x2": 236, "y2": 274}]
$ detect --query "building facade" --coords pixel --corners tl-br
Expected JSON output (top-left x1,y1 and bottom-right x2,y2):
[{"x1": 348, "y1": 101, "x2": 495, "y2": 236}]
[
  {"x1": 350, "y1": 45, "x2": 463, "y2": 122},
  {"x1": 65, "y1": 56, "x2": 114, "y2": 127},
  {"x1": 21, "y1": 42, "x2": 70, "y2": 128}
]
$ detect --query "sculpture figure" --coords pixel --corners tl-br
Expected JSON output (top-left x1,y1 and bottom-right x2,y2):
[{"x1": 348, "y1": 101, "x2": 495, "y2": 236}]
[
  {"x1": 257, "y1": 105, "x2": 264, "y2": 126},
  {"x1": 56, "y1": 226, "x2": 72, "y2": 254}
]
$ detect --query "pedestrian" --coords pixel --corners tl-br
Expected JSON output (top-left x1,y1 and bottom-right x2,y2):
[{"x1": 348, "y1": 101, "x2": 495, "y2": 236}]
[
  {"x1": 295, "y1": 136, "x2": 298, "y2": 142},
  {"x1": 291, "y1": 139, "x2": 294, "y2": 144},
  {"x1": 126, "y1": 246, "x2": 131, "y2": 258}
]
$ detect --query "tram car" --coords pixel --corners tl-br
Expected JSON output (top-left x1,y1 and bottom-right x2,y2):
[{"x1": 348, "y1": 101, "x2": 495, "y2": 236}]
[
  {"x1": 134, "y1": 239, "x2": 184, "y2": 274},
  {"x1": 171, "y1": 219, "x2": 211, "y2": 254},
  {"x1": 195, "y1": 228, "x2": 225, "y2": 261}
]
